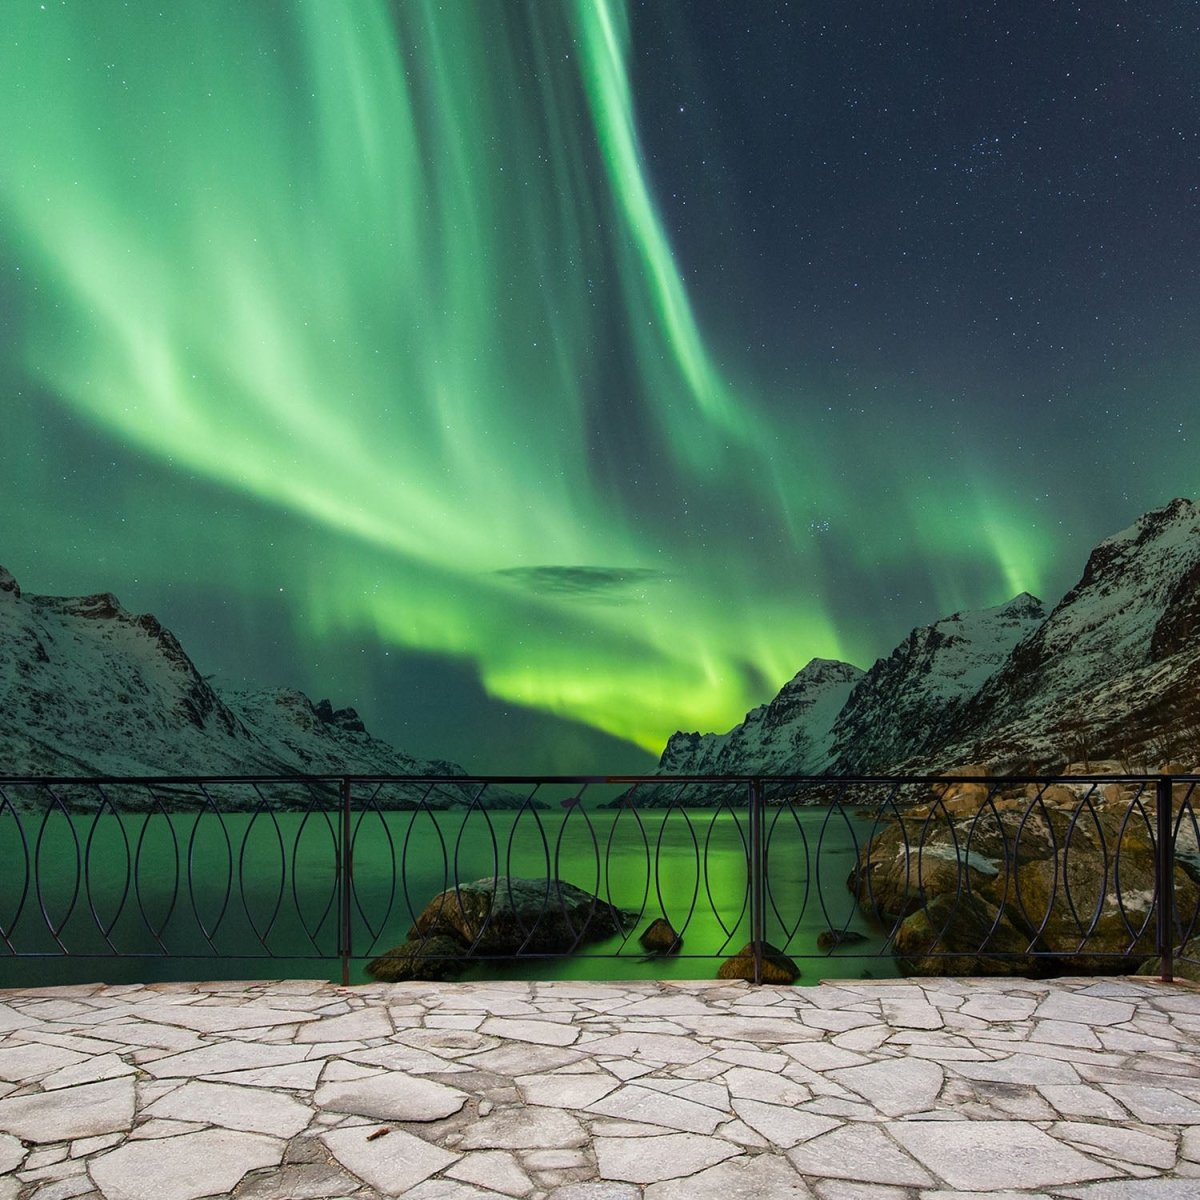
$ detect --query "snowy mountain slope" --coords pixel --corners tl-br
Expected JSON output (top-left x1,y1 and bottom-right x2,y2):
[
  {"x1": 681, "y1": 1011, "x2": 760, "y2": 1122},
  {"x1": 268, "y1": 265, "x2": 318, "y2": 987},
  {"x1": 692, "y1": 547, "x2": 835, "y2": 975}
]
[
  {"x1": 628, "y1": 659, "x2": 864, "y2": 805},
  {"x1": 824, "y1": 593, "x2": 1047, "y2": 773},
  {"x1": 223, "y1": 687, "x2": 474, "y2": 782},
  {"x1": 0, "y1": 567, "x2": 520, "y2": 805},
  {"x1": 659, "y1": 658, "x2": 864, "y2": 776},
  {"x1": 939, "y1": 498, "x2": 1200, "y2": 768},
  {"x1": 0, "y1": 568, "x2": 258, "y2": 778},
  {"x1": 636, "y1": 498, "x2": 1199, "y2": 792}
]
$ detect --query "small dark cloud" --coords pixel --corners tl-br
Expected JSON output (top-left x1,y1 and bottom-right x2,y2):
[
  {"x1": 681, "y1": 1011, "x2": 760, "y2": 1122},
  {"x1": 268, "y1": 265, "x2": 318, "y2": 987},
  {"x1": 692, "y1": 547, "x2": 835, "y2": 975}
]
[{"x1": 492, "y1": 565, "x2": 669, "y2": 605}]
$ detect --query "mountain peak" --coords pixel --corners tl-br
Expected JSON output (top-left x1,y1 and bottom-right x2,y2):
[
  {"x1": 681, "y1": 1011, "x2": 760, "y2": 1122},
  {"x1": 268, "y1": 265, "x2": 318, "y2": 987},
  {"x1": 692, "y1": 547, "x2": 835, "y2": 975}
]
[
  {"x1": 998, "y1": 592, "x2": 1044, "y2": 616},
  {"x1": 0, "y1": 566, "x2": 19, "y2": 598},
  {"x1": 786, "y1": 657, "x2": 864, "y2": 688}
]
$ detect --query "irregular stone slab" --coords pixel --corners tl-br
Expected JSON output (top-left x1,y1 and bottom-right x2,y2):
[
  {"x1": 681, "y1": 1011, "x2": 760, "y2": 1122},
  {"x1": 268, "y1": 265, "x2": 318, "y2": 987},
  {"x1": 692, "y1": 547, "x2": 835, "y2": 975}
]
[
  {"x1": 1183, "y1": 1126, "x2": 1200, "y2": 1162},
  {"x1": 315, "y1": 1073, "x2": 469, "y2": 1121},
  {"x1": 206, "y1": 1061, "x2": 325, "y2": 1090},
  {"x1": 583, "y1": 1033, "x2": 712, "y2": 1065},
  {"x1": 0, "y1": 1131, "x2": 24, "y2": 1174},
  {"x1": 667, "y1": 1079, "x2": 729, "y2": 1109},
  {"x1": 713, "y1": 1047, "x2": 790, "y2": 1072},
  {"x1": 144, "y1": 1079, "x2": 311, "y2": 1137},
  {"x1": 525, "y1": 1148, "x2": 590, "y2": 1170},
  {"x1": 730, "y1": 1098, "x2": 838, "y2": 1148},
  {"x1": 1032, "y1": 1019, "x2": 1103, "y2": 1049},
  {"x1": 40, "y1": 1052, "x2": 135, "y2": 1091},
  {"x1": 401, "y1": 1181, "x2": 518, "y2": 1200},
  {"x1": 516, "y1": 1071, "x2": 619, "y2": 1109},
  {"x1": 461, "y1": 1044, "x2": 585, "y2": 1076},
  {"x1": 959, "y1": 995, "x2": 1038, "y2": 1023},
  {"x1": 593, "y1": 1132, "x2": 739, "y2": 1183},
  {"x1": 1103, "y1": 1085, "x2": 1200, "y2": 1124},
  {"x1": 1057, "y1": 1184, "x2": 1200, "y2": 1199},
  {"x1": 785, "y1": 1125, "x2": 935, "y2": 1187},
  {"x1": 779, "y1": 1043, "x2": 868, "y2": 1071},
  {"x1": 294, "y1": 1007, "x2": 393, "y2": 1043},
  {"x1": 137, "y1": 1042, "x2": 311, "y2": 1078},
  {"x1": 0, "y1": 1005, "x2": 39, "y2": 1034},
  {"x1": 828, "y1": 1058, "x2": 944, "y2": 1116},
  {"x1": 0, "y1": 1043, "x2": 87, "y2": 1081},
  {"x1": 673, "y1": 1016, "x2": 807, "y2": 1043},
  {"x1": 922, "y1": 1193, "x2": 1050, "y2": 1200},
  {"x1": 89, "y1": 1128, "x2": 283, "y2": 1200},
  {"x1": 70, "y1": 1131, "x2": 123, "y2": 1157},
  {"x1": 1051, "y1": 1121, "x2": 1177, "y2": 1169},
  {"x1": 234, "y1": 1162, "x2": 361, "y2": 1200},
  {"x1": 1035, "y1": 992, "x2": 1134, "y2": 1027},
  {"x1": 394, "y1": 1028, "x2": 496, "y2": 1057},
  {"x1": 881, "y1": 1000, "x2": 942, "y2": 1030},
  {"x1": 127, "y1": 1118, "x2": 209, "y2": 1140},
  {"x1": 585, "y1": 1084, "x2": 725, "y2": 1134},
  {"x1": 811, "y1": 1184, "x2": 910, "y2": 1200},
  {"x1": 80, "y1": 1021, "x2": 205, "y2": 1052},
  {"x1": 589, "y1": 1118, "x2": 669, "y2": 1138},
  {"x1": 612, "y1": 994, "x2": 713, "y2": 1017},
  {"x1": 322, "y1": 1124, "x2": 460, "y2": 1196},
  {"x1": 460, "y1": 1106, "x2": 588, "y2": 1150},
  {"x1": 1037, "y1": 1084, "x2": 1129, "y2": 1120},
  {"x1": 0, "y1": 1076, "x2": 134, "y2": 1143},
  {"x1": 480, "y1": 1017, "x2": 579, "y2": 1046},
  {"x1": 135, "y1": 1004, "x2": 320, "y2": 1033},
  {"x1": 643, "y1": 1152, "x2": 813, "y2": 1198},
  {"x1": 888, "y1": 1120, "x2": 1111, "y2": 1190},
  {"x1": 798, "y1": 1011, "x2": 882, "y2": 1033},
  {"x1": 546, "y1": 1185, "x2": 640, "y2": 1200},
  {"x1": 446, "y1": 1148, "x2": 534, "y2": 1196},
  {"x1": 950, "y1": 1052, "x2": 1080, "y2": 1086}
]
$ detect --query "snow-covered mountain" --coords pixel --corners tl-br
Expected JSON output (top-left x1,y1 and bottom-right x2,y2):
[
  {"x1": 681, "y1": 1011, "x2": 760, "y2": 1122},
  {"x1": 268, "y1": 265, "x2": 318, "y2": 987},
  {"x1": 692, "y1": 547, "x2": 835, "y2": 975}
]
[
  {"x1": 824, "y1": 593, "x2": 1046, "y2": 773},
  {"x1": 633, "y1": 658, "x2": 863, "y2": 805},
  {"x1": 635, "y1": 499, "x2": 1200, "y2": 796},
  {"x1": 0, "y1": 567, "x2": 520, "y2": 806},
  {"x1": 940, "y1": 497, "x2": 1200, "y2": 770}
]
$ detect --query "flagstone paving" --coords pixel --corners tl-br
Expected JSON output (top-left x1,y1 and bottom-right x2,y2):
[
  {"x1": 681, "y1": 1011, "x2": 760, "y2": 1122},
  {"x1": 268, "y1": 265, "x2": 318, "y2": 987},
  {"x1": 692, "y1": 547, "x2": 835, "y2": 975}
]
[{"x1": 0, "y1": 976, "x2": 1198, "y2": 1199}]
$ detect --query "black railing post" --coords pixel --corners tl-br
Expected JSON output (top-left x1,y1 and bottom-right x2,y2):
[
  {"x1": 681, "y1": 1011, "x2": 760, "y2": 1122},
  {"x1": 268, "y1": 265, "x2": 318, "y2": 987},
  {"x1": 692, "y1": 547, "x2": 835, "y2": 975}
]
[
  {"x1": 749, "y1": 778, "x2": 764, "y2": 985},
  {"x1": 340, "y1": 776, "x2": 353, "y2": 987},
  {"x1": 1157, "y1": 774, "x2": 1175, "y2": 984}
]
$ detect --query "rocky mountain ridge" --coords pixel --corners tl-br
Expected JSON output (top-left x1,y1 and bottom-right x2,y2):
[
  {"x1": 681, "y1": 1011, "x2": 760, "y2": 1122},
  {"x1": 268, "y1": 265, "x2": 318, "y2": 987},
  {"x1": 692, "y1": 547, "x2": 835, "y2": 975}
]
[
  {"x1": 640, "y1": 499, "x2": 1200, "y2": 800},
  {"x1": 0, "y1": 567, "x2": 520, "y2": 806}
]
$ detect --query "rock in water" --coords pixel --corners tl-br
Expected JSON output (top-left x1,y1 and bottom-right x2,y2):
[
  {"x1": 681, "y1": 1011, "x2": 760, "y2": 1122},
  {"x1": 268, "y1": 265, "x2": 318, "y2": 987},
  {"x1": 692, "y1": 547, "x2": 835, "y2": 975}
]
[
  {"x1": 848, "y1": 776, "x2": 1200, "y2": 976},
  {"x1": 816, "y1": 928, "x2": 868, "y2": 951},
  {"x1": 717, "y1": 942, "x2": 800, "y2": 984},
  {"x1": 403, "y1": 876, "x2": 634, "y2": 957},
  {"x1": 638, "y1": 917, "x2": 683, "y2": 954},
  {"x1": 366, "y1": 935, "x2": 465, "y2": 982}
]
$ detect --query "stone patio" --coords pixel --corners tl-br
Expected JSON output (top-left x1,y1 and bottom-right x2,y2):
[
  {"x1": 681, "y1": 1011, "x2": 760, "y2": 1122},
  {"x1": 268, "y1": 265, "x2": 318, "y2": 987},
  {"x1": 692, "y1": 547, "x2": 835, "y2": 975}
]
[{"x1": 1, "y1": 975, "x2": 1198, "y2": 1199}]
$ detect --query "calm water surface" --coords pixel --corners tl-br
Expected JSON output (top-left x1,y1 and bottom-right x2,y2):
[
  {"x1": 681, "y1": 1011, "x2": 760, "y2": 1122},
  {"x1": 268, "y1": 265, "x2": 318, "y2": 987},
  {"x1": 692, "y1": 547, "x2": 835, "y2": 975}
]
[{"x1": 0, "y1": 804, "x2": 900, "y2": 987}]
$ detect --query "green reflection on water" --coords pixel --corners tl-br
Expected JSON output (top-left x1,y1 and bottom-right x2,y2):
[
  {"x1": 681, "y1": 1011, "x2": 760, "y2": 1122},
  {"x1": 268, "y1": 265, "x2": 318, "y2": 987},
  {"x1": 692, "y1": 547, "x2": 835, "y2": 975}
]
[{"x1": 0, "y1": 807, "x2": 899, "y2": 988}]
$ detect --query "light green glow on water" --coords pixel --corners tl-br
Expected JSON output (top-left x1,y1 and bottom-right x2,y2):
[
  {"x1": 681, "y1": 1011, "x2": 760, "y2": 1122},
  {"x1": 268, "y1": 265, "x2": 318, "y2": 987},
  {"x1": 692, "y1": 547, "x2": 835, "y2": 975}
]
[{"x1": 1, "y1": 807, "x2": 898, "y2": 987}]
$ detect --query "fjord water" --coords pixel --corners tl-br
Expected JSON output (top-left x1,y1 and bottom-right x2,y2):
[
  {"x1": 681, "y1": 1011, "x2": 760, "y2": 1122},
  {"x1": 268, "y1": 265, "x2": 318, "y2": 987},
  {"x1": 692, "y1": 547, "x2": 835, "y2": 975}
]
[{"x1": 0, "y1": 803, "x2": 899, "y2": 988}]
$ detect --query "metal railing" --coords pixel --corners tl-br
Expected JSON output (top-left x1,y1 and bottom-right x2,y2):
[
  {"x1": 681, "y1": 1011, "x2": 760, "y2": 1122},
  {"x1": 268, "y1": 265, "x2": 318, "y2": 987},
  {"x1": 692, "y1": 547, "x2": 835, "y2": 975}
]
[{"x1": 0, "y1": 772, "x2": 1196, "y2": 987}]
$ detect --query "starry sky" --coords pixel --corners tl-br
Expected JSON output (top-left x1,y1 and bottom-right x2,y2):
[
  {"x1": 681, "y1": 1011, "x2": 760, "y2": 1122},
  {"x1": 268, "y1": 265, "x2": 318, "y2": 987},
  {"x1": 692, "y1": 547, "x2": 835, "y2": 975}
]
[{"x1": 1, "y1": 1, "x2": 1197, "y2": 773}]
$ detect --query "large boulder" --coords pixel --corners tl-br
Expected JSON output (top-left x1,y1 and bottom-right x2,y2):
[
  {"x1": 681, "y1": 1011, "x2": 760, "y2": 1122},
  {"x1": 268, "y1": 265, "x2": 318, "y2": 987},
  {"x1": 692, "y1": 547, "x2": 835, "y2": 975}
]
[
  {"x1": 366, "y1": 877, "x2": 638, "y2": 980},
  {"x1": 408, "y1": 876, "x2": 636, "y2": 954},
  {"x1": 849, "y1": 779, "x2": 1200, "y2": 976}
]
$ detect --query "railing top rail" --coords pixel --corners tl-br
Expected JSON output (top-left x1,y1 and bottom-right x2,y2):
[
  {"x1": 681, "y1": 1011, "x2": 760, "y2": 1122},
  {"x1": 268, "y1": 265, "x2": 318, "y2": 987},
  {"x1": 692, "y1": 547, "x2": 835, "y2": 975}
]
[{"x1": 0, "y1": 771, "x2": 1196, "y2": 786}]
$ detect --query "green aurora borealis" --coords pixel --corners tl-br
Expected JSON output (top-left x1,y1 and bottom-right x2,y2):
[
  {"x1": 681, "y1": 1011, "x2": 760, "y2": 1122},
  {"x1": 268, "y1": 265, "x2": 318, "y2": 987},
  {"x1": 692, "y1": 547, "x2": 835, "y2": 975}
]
[{"x1": 2, "y1": 2, "x2": 1196, "y2": 770}]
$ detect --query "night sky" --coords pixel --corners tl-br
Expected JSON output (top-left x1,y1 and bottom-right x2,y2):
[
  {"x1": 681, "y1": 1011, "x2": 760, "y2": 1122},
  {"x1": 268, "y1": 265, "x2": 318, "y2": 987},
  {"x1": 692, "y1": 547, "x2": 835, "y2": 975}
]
[{"x1": 2, "y1": 1, "x2": 1197, "y2": 773}]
